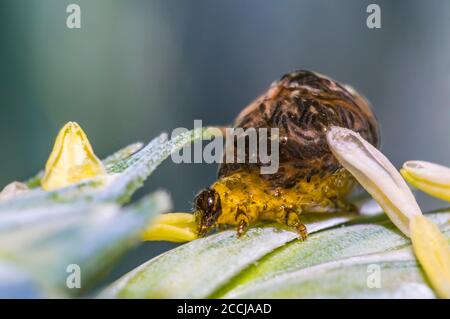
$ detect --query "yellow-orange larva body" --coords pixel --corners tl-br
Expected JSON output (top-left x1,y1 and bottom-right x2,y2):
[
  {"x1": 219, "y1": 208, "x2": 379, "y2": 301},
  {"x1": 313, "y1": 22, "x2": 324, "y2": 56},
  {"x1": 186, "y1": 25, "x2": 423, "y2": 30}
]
[{"x1": 194, "y1": 70, "x2": 380, "y2": 238}]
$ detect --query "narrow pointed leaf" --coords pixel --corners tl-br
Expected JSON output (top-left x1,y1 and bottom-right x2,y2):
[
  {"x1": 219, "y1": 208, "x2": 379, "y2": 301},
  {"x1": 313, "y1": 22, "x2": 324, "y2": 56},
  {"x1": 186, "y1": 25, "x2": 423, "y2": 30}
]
[{"x1": 0, "y1": 127, "x2": 213, "y2": 211}]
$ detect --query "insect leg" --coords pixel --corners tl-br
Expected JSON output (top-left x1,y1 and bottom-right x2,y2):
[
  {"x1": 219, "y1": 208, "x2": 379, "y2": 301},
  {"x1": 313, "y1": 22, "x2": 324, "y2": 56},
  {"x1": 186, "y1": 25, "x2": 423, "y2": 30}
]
[
  {"x1": 283, "y1": 208, "x2": 308, "y2": 241},
  {"x1": 296, "y1": 223, "x2": 308, "y2": 241},
  {"x1": 237, "y1": 219, "x2": 248, "y2": 237},
  {"x1": 235, "y1": 206, "x2": 250, "y2": 237}
]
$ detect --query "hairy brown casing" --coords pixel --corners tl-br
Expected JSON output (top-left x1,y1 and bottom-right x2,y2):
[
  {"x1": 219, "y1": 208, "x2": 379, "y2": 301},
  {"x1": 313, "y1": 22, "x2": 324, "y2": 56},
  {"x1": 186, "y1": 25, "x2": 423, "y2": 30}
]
[{"x1": 218, "y1": 70, "x2": 380, "y2": 188}]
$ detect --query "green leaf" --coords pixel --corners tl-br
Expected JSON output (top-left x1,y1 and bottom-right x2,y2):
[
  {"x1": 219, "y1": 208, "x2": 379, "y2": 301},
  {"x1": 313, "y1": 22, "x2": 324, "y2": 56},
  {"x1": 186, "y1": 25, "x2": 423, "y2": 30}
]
[
  {"x1": 100, "y1": 209, "x2": 367, "y2": 298},
  {"x1": 0, "y1": 128, "x2": 212, "y2": 297},
  {"x1": 102, "y1": 210, "x2": 450, "y2": 299},
  {"x1": 0, "y1": 192, "x2": 171, "y2": 297},
  {"x1": 0, "y1": 127, "x2": 211, "y2": 211}
]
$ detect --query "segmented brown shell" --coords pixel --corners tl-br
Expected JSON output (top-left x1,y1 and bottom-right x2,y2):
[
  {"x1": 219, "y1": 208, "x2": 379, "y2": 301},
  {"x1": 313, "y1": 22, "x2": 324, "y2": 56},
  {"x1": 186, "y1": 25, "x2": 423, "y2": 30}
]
[{"x1": 218, "y1": 70, "x2": 380, "y2": 188}]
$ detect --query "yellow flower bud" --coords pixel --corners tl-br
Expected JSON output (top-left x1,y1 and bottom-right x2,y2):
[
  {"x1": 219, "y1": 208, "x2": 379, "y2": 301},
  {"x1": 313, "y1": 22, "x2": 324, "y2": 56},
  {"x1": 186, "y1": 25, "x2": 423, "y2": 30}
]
[
  {"x1": 401, "y1": 160, "x2": 450, "y2": 202},
  {"x1": 41, "y1": 122, "x2": 105, "y2": 191},
  {"x1": 141, "y1": 213, "x2": 198, "y2": 242}
]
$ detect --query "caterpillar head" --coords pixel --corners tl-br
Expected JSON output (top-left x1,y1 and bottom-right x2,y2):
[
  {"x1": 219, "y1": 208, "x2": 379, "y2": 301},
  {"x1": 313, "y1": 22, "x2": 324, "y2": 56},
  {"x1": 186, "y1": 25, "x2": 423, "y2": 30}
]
[{"x1": 193, "y1": 188, "x2": 222, "y2": 236}]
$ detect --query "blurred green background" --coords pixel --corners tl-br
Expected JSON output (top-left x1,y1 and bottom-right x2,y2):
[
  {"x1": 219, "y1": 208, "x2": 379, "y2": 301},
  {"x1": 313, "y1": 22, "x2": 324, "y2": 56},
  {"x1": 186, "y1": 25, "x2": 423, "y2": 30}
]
[{"x1": 1, "y1": 0, "x2": 450, "y2": 282}]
